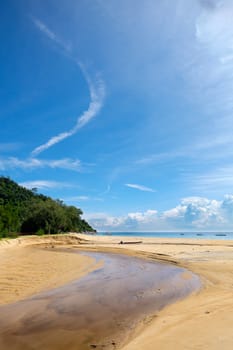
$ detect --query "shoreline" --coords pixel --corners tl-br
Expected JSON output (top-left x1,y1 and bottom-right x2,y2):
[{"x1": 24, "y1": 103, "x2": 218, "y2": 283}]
[{"x1": 0, "y1": 234, "x2": 232, "y2": 349}]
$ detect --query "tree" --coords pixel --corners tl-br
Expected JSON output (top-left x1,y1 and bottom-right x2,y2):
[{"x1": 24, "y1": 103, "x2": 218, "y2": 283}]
[{"x1": 0, "y1": 176, "x2": 95, "y2": 237}]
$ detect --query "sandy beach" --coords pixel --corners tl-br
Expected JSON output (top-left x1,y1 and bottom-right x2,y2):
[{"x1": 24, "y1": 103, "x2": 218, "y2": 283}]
[
  {"x1": 0, "y1": 234, "x2": 101, "y2": 305},
  {"x1": 0, "y1": 233, "x2": 232, "y2": 349}
]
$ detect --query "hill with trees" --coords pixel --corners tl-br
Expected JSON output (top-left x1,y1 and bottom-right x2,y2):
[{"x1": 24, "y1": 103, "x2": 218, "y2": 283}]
[{"x1": 0, "y1": 177, "x2": 95, "y2": 238}]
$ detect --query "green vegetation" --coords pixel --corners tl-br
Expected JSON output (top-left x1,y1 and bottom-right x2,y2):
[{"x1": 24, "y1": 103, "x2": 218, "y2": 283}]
[{"x1": 0, "y1": 177, "x2": 95, "y2": 238}]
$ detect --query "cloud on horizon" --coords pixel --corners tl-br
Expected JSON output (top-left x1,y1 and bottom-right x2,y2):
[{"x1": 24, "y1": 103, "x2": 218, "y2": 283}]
[{"x1": 84, "y1": 195, "x2": 233, "y2": 231}]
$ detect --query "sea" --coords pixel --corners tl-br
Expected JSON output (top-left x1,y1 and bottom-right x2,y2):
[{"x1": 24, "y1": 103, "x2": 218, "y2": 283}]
[{"x1": 97, "y1": 231, "x2": 233, "y2": 240}]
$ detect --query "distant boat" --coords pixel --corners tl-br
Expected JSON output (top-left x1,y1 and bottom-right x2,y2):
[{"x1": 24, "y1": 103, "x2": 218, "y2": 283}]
[
  {"x1": 196, "y1": 233, "x2": 203, "y2": 236},
  {"x1": 215, "y1": 233, "x2": 227, "y2": 236},
  {"x1": 180, "y1": 233, "x2": 184, "y2": 235}
]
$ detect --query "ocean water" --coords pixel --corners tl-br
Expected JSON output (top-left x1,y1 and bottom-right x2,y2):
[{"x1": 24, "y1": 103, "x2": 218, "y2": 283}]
[{"x1": 97, "y1": 231, "x2": 233, "y2": 240}]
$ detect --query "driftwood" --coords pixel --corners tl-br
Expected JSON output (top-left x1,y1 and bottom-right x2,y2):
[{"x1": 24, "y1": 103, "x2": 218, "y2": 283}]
[{"x1": 119, "y1": 240, "x2": 142, "y2": 245}]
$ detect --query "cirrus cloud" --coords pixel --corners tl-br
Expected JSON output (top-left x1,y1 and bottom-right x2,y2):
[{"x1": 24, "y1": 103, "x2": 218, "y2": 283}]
[
  {"x1": 30, "y1": 18, "x2": 106, "y2": 156},
  {"x1": 19, "y1": 180, "x2": 73, "y2": 190},
  {"x1": 0, "y1": 157, "x2": 82, "y2": 172},
  {"x1": 125, "y1": 183, "x2": 156, "y2": 192}
]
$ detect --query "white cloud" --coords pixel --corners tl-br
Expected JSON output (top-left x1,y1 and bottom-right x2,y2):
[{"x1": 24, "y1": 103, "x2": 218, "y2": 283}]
[
  {"x1": 127, "y1": 210, "x2": 158, "y2": 223},
  {"x1": 31, "y1": 72, "x2": 105, "y2": 156},
  {"x1": 63, "y1": 195, "x2": 103, "y2": 202},
  {"x1": 84, "y1": 209, "x2": 159, "y2": 231},
  {"x1": 31, "y1": 17, "x2": 71, "y2": 52},
  {"x1": 84, "y1": 194, "x2": 233, "y2": 231},
  {"x1": 125, "y1": 183, "x2": 156, "y2": 192},
  {"x1": 31, "y1": 18, "x2": 106, "y2": 156},
  {"x1": 19, "y1": 180, "x2": 71, "y2": 190},
  {"x1": 64, "y1": 196, "x2": 90, "y2": 202},
  {"x1": 0, "y1": 157, "x2": 82, "y2": 172},
  {"x1": 84, "y1": 212, "x2": 126, "y2": 229},
  {"x1": 163, "y1": 197, "x2": 223, "y2": 228}
]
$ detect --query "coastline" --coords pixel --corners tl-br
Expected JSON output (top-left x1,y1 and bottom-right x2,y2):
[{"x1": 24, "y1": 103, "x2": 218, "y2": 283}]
[{"x1": 0, "y1": 233, "x2": 232, "y2": 349}]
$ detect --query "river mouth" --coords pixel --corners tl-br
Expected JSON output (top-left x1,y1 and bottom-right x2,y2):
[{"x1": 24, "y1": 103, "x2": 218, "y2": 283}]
[{"x1": 0, "y1": 250, "x2": 200, "y2": 350}]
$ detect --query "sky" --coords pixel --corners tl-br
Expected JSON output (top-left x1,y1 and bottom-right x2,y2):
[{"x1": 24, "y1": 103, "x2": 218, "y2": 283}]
[{"x1": 1, "y1": 0, "x2": 233, "y2": 231}]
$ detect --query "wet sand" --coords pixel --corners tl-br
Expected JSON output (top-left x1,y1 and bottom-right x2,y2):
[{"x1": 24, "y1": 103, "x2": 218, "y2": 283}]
[
  {"x1": 0, "y1": 234, "x2": 232, "y2": 349},
  {"x1": 77, "y1": 234, "x2": 233, "y2": 350},
  {"x1": 0, "y1": 250, "x2": 200, "y2": 350}
]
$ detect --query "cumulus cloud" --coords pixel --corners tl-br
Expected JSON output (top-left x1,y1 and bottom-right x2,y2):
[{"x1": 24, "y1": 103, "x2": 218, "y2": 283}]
[
  {"x1": 163, "y1": 197, "x2": 223, "y2": 228},
  {"x1": 85, "y1": 195, "x2": 233, "y2": 231},
  {"x1": 125, "y1": 183, "x2": 156, "y2": 192},
  {"x1": 84, "y1": 209, "x2": 159, "y2": 231}
]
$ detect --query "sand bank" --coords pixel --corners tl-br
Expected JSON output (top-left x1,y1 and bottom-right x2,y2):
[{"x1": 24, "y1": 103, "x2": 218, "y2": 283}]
[
  {"x1": 0, "y1": 233, "x2": 232, "y2": 349},
  {"x1": 0, "y1": 234, "x2": 101, "y2": 305}
]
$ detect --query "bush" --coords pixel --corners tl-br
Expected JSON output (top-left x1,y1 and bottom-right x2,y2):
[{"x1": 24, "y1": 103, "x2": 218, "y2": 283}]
[{"x1": 36, "y1": 228, "x2": 45, "y2": 236}]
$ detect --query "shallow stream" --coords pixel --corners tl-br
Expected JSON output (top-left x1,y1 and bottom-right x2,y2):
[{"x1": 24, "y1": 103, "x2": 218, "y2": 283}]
[{"x1": 0, "y1": 250, "x2": 200, "y2": 349}]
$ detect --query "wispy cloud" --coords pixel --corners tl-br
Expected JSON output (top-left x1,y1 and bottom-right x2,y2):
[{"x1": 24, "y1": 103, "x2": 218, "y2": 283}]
[
  {"x1": 125, "y1": 183, "x2": 156, "y2": 192},
  {"x1": 31, "y1": 74, "x2": 105, "y2": 156},
  {"x1": 31, "y1": 17, "x2": 71, "y2": 52},
  {"x1": 0, "y1": 157, "x2": 82, "y2": 172},
  {"x1": 30, "y1": 18, "x2": 106, "y2": 156},
  {"x1": 135, "y1": 151, "x2": 185, "y2": 165},
  {"x1": 190, "y1": 165, "x2": 233, "y2": 192},
  {"x1": 63, "y1": 195, "x2": 103, "y2": 202},
  {"x1": 68, "y1": 196, "x2": 90, "y2": 201},
  {"x1": 185, "y1": 0, "x2": 233, "y2": 118},
  {"x1": 136, "y1": 133, "x2": 233, "y2": 166},
  {"x1": 19, "y1": 180, "x2": 72, "y2": 190}
]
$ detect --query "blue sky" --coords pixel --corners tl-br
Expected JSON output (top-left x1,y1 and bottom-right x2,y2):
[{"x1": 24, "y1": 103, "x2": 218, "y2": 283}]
[{"x1": 1, "y1": 0, "x2": 233, "y2": 231}]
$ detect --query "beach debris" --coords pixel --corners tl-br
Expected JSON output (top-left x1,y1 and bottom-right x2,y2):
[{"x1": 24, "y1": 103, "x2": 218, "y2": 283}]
[{"x1": 119, "y1": 240, "x2": 142, "y2": 244}]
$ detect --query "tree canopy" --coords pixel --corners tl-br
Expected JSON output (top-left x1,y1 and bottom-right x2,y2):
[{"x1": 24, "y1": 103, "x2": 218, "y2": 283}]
[{"x1": 0, "y1": 177, "x2": 95, "y2": 238}]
